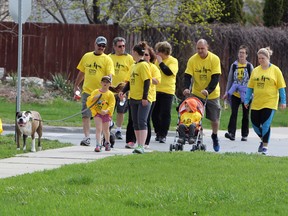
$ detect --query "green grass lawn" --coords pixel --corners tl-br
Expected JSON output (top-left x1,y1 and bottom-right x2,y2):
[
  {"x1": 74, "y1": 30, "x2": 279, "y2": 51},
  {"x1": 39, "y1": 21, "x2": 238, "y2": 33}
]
[
  {"x1": 1, "y1": 97, "x2": 288, "y2": 130},
  {"x1": 0, "y1": 152, "x2": 288, "y2": 215},
  {"x1": 1, "y1": 97, "x2": 288, "y2": 214}
]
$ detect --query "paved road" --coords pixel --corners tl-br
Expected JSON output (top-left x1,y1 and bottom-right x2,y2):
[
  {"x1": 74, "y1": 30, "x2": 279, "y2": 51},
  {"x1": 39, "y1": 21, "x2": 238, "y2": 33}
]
[{"x1": 1, "y1": 125, "x2": 288, "y2": 179}]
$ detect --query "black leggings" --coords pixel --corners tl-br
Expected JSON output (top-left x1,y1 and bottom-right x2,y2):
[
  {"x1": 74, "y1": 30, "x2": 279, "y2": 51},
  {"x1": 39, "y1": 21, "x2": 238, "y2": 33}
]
[{"x1": 251, "y1": 108, "x2": 275, "y2": 144}]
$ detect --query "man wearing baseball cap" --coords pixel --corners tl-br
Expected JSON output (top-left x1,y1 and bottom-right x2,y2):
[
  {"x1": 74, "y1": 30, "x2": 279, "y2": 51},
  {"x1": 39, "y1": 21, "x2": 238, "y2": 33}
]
[{"x1": 74, "y1": 36, "x2": 114, "y2": 147}]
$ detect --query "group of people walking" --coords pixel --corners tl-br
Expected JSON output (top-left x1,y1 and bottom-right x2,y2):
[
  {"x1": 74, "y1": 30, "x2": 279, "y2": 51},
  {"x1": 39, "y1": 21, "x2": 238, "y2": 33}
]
[{"x1": 74, "y1": 35, "x2": 286, "y2": 155}]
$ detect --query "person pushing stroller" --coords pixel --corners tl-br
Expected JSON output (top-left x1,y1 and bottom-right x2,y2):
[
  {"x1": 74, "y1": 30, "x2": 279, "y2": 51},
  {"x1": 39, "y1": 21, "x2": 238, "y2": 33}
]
[{"x1": 177, "y1": 98, "x2": 202, "y2": 145}]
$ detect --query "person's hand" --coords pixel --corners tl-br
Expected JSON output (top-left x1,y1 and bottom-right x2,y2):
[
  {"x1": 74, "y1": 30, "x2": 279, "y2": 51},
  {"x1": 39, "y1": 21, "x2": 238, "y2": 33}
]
[
  {"x1": 100, "y1": 110, "x2": 108, "y2": 115},
  {"x1": 223, "y1": 93, "x2": 228, "y2": 99},
  {"x1": 280, "y1": 103, "x2": 286, "y2": 109},
  {"x1": 118, "y1": 91, "x2": 124, "y2": 98},
  {"x1": 183, "y1": 89, "x2": 190, "y2": 97},
  {"x1": 201, "y1": 89, "x2": 209, "y2": 97},
  {"x1": 156, "y1": 55, "x2": 163, "y2": 63},
  {"x1": 142, "y1": 99, "x2": 148, "y2": 106},
  {"x1": 244, "y1": 103, "x2": 249, "y2": 109}
]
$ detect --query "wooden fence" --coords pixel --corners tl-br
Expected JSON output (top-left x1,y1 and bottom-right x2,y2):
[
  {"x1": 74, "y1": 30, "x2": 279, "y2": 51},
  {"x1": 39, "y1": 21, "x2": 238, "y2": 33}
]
[{"x1": 0, "y1": 22, "x2": 118, "y2": 81}]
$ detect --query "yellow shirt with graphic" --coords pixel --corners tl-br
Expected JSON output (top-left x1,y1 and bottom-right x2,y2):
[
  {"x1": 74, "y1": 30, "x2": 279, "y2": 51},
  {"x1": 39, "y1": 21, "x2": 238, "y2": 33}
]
[
  {"x1": 155, "y1": 55, "x2": 178, "y2": 95},
  {"x1": 185, "y1": 51, "x2": 221, "y2": 99},
  {"x1": 149, "y1": 63, "x2": 161, "y2": 102},
  {"x1": 247, "y1": 64, "x2": 286, "y2": 110},
  {"x1": 108, "y1": 53, "x2": 134, "y2": 87},
  {"x1": 180, "y1": 111, "x2": 202, "y2": 127},
  {"x1": 77, "y1": 52, "x2": 114, "y2": 94},
  {"x1": 86, "y1": 89, "x2": 116, "y2": 117},
  {"x1": 129, "y1": 61, "x2": 152, "y2": 102},
  {"x1": 233, "y1": 62, "x2": 246, "y2": 98}
]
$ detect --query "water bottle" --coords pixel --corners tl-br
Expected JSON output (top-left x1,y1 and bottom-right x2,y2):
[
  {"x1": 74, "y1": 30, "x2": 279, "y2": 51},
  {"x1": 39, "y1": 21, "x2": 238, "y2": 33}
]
[
  {"x1": 224, "y1": 99, "x2": 228, "y2": 110},
  {"x1": 119, "y1": 97, "x2": 126, "y2": 106},
  {"x1": 74, "y1": 90, "x2": 81, "y2": 101}
]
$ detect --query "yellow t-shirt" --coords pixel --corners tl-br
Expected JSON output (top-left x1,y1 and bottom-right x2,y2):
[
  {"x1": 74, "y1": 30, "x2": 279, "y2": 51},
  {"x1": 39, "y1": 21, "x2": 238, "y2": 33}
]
[
  {"x1": 233, "y1": 62, "x2": 247, "y2": 98},
  {"x1": 108, "y1": 53, "x2": 134, "y2": 87},
  {"x1": 185, "y1": 51, "x2": 221, "y2": 99},
  {"x1": 180, "y1": 111, "x2": 202, "y2": 127},
  {"x1": 155, "y1": 55, "x2": 178, "y2": 95},
  {"x1": 247, "y1": 64, "x2": 286, "y2": 110},
  {"x1": 149, "y1": 63, "x2": 161, "y2": 102},
  {"x1": 86, "y1": 89, "x2": 116, "y2": 117},
  {"x1": 77, "y1": 52, "x2": 115, "y2": 94},
  {"x1": 129, "y1": 61, "x2": 152, "y2": 102}
]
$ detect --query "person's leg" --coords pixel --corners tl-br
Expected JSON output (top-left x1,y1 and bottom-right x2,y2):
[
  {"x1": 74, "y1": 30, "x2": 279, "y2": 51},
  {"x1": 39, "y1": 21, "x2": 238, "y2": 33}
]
[
  {"x1": 227, "y1": 95, "x2": 241, "y2": 138},
  {"x1": 205, "y1": 98, "x2": 221, "y2": 152},
  {"x1": 125, "y1": 100, "x2": 136, "y2": 147},
  {"x1": 177, "y1": 124, "x2": 186, "y2": 144},
  {"x1": 102, "y1": 120, "x2": 111, "y2": 151},
  {"x1": 131, "y1": 99, "x2": 150, "y2": 153},
  {"x1": 145, "y1": 102, "x2": 155, "y2": 146},
  {"x1": 152, "y1": 93, "x2": 161, "y2": 139},
  {"x1": 115, "y1": 95, "x2": 128, "y2": 139},
  {"x1": 94, "y1": 117, "x2": 102, "y2": 145},
  {"x1": 157, "y1": 93, "x2": 173, "y2": 143},
  {"x1": 260, "y1": 108, "x2": 275, "y2": 155},
  {"x1": 241, "y1": 101, "x2": 250, "y2": 138},
  {"x1": 188, "y1": 124, "x2": 196, "y2": 144},
  {"x1": 80, "y1": 93, "x2": 92, "y2": 146}
]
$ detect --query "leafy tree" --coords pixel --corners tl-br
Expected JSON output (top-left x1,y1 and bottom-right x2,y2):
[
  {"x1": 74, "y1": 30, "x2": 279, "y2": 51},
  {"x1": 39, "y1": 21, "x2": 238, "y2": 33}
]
[
  {"x1": 219, "y1": 0, "x2": 245, "y2": 24},
  {"x1": 281, "y1": 0, "x2": 288, "y2": 24},
  {"x1": 243, "y1": 0, "x2": 264, "y2": 26},
  {"x1": 263, "y1": 0, "x2": 283, "y2": 27}
]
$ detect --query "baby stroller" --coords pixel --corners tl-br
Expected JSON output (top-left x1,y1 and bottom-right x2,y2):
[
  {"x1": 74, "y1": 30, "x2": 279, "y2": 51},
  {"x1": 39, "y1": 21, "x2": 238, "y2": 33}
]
[{"x1": 169, "y1": 96, "x2": 206, "y2": 152}]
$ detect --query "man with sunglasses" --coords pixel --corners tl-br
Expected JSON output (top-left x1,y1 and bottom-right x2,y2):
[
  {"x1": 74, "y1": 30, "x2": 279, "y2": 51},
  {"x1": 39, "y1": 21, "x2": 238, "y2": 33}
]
[
  {"x1": 74, "y1": 36, "x2": 114, "y2": 146},
  {"x1": 109, "y1": 37, "x2": 134, "y2": 140}
]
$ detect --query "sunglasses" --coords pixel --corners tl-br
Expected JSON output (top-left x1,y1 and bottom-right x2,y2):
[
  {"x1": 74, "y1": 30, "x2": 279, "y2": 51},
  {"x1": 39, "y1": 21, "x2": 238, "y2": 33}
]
[
  {"x1": 118, "y1": 45, "x2": 125, "y2": 48},
  {"x1": 144, "y1": 53, "x2": 149, "y2": 56},
  {"x1": 98, "y1": 44, "x2": 106, "y2": 48}
]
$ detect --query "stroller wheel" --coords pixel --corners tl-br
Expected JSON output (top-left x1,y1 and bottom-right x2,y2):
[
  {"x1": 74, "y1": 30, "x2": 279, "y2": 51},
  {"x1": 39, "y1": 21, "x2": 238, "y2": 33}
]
[
  {"x1": 200, "y1": 144, "x2": 206, "y2": 151},
  {"x1": 175, "y1": 144, "x2": 179, "y2": 151},
  {"x1": 169, "y1": 144, "x2": 174, "y2": 152},
  {"x1": 190, "y1": 145, "x2": 197, "y2": 152},
  {"x1": 179, "y1": 144, "x2": 184, "y2": 151}
]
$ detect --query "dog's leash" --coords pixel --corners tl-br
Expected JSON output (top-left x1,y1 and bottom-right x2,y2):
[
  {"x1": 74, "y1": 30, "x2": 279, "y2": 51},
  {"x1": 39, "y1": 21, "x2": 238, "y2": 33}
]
[{"x1": 34, "y1": 94, "x2": 102, "y2": 122}]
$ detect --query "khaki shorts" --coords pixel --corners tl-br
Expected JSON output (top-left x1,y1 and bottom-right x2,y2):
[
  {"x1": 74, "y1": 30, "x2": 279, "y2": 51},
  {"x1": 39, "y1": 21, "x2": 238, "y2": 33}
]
[
  {"x1": 81, "y1": 93, "x2": 92, "y2": 118},
  {"x1": 192, "y1": 95, "x2": 221, "y2": 122}
]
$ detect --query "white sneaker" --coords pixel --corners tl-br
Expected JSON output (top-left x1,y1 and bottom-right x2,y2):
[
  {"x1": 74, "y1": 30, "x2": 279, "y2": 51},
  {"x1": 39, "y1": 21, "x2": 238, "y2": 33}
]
[
  {"x1": 80, "y1": 137, "x2": 90, "y2": 146},
  {"x1": 144, "y1": 145, "x2": 150, "y2": 149}
]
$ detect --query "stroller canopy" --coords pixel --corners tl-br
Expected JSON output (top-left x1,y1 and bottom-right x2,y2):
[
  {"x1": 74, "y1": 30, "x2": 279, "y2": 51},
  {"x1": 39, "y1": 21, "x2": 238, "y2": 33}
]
[{"x1": 178, "y1": 97, "x2": 205, "y2": 116}]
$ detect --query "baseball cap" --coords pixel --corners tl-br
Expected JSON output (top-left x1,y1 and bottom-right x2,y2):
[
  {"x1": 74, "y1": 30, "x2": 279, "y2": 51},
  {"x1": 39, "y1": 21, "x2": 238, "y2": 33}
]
[
  {"x1": 95, "y1": 36, "x2": 107, "y2": 45},
  {"x1": 101, "y1": 76, "x2": 111, "y2": 83}
]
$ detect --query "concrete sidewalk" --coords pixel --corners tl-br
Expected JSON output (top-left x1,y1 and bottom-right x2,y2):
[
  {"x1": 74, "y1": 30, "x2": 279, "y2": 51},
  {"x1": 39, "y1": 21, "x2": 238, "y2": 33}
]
[{"x1": 1, "y1": 125, "x2": 288, "y2": 179}]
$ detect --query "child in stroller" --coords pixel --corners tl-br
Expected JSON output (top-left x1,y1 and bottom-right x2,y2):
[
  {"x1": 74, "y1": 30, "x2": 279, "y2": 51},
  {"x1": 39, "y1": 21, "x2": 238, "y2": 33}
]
[{"x1": 170, "y1": 96, "x2": 206, "y2": 151}]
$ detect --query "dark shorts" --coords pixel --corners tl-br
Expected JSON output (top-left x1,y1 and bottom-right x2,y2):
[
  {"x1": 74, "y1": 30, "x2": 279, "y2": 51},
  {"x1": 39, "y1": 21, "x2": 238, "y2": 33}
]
[
  {"x1": 192, "y1": 95, "x2": 221, "y2": 122},
  {"x1": 115, "y1": 94, "x2": 128, "y2": 113}
]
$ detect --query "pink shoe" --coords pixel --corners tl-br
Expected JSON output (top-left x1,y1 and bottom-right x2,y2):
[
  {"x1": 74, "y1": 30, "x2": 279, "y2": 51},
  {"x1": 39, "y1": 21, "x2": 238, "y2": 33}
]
[{"x1": 125, "y1": 142, "x2": 135, "y2": 149}]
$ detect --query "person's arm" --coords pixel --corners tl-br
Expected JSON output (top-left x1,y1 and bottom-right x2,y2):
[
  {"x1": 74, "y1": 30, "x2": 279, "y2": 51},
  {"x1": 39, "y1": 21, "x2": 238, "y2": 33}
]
[
  {"x1": 74, "y1": 71, "x2": 84, "y2": 92},
  {"x1": 142, "y1": 79, "x2": 150, "y2": 100},
  {"x1": 183, "y1": 74, "x2": 192, "y2": 96},
  {"x1": 244, "y1": 87, "x2": 253, "y2": 107},
  {"x1": 205, "y1": 74, "x2": 220, "y2": 94},
  {"x1": 158, "y1": 62, "x2": 173, "y2": 76},
  {"x1": 226, "y1": 64, "x2": 234, "y2": 92},
  {"x1": 279, "y1": 88, "x2": 287, "y2": 107}
]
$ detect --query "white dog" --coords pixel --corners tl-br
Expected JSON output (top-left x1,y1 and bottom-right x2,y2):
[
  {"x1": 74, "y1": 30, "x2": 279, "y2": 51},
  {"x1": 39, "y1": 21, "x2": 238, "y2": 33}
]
[{"x1": 16, "y1": 111, "x2": 43, "y2": 152}]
